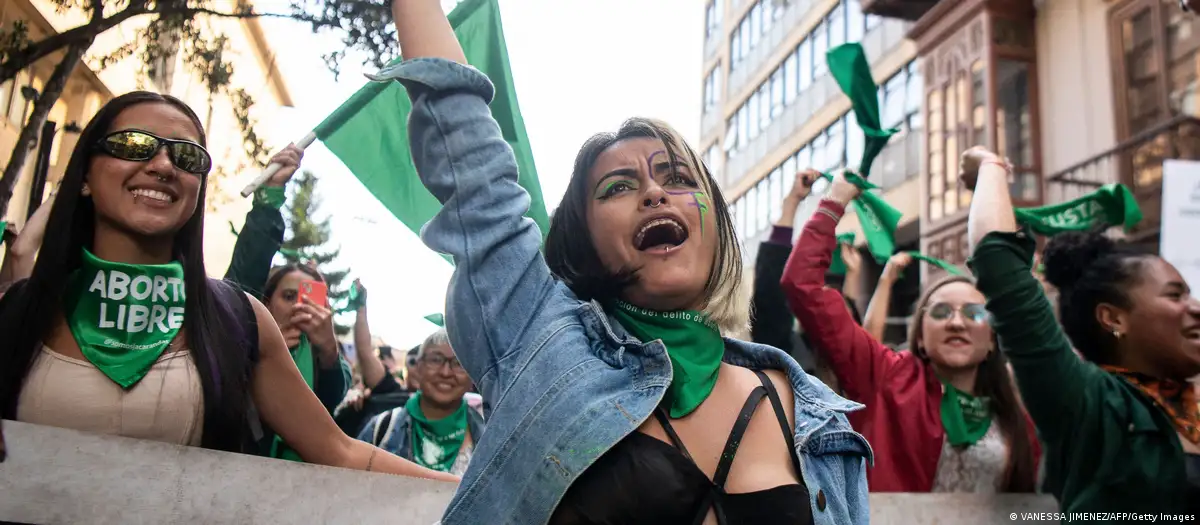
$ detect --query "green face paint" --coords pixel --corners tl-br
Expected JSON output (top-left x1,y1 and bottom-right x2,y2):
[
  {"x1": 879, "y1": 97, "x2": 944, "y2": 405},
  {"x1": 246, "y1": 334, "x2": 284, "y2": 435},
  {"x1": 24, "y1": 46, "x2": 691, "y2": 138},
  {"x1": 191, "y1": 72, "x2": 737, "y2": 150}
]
[
  {"x1": 667, "y1": 190, "x2": 710, "y2": 238},
  {"x1": 595, "y1": 179, "x2": 636, "y2": 200}
]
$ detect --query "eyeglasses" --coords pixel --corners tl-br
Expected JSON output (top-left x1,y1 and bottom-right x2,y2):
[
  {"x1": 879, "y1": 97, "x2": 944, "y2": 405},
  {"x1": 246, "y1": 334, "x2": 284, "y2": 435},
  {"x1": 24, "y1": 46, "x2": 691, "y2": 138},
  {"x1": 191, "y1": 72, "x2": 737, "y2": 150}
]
[
  {"x1": 421, "y1": 353, "x2": 465, "y2": 373},
  {"x1": 95, "y1": 130, "x2": 212, "y2": 176},
  {"x1": 925, "y1": 302, "x2": 990, "y2": 324}
]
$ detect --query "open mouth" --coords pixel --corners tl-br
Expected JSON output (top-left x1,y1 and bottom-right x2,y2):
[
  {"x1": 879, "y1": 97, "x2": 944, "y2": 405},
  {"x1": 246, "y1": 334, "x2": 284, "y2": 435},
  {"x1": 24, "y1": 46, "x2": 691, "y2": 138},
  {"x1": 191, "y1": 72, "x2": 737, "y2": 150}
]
[
  {"x1": 1185, "y1": 328, "x2": 1200, "y2": 341},
  {"x1": 634, "y1": 217, "x2": 689, "y2": 251},
  {"x1": 129, "y1": 187, "x2": 178, "y2": 204}
]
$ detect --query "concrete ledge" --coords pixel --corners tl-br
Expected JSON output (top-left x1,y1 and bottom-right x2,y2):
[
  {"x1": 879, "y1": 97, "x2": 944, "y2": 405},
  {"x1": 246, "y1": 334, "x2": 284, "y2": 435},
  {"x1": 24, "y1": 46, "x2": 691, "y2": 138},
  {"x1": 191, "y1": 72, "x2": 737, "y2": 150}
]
[
  {"x1": 0, "y1": 420, "x2": 1062, "y2": 524},
  {"x1": 0, "y1": 420, "x2": 456, "y2": 524}
]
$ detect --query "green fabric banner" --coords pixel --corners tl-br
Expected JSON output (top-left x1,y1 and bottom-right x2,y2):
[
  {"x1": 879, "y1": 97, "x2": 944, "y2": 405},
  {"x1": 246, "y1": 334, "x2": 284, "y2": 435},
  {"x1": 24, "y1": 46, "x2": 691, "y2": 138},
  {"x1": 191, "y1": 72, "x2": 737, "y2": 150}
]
[
  {"x1": 827, "y1": 232, "x2": 857, "y2": 276},
  {"x1": 1013, "y1": 183, "x2": 1142, "y2": 236},
  {"x1": 820, "y1": 172, "x2": 903, "y2": 264},
  {"x1": 906, "y1": 252, "x2": 967, "y2": 277},
  {"x1": 827, "y1": 43, "x2": 898, "y2": 178},
  {"x1": 313, "y1": 0, "x2": 548, "y2": 244}
]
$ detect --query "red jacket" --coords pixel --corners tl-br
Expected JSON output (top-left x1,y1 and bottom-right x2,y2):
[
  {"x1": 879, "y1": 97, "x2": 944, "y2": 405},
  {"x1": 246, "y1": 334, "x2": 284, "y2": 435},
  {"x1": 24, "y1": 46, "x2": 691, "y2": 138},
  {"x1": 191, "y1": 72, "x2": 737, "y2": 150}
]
[{"x1": 779, "y1": 199, "x2": 1040, "y2": 492}]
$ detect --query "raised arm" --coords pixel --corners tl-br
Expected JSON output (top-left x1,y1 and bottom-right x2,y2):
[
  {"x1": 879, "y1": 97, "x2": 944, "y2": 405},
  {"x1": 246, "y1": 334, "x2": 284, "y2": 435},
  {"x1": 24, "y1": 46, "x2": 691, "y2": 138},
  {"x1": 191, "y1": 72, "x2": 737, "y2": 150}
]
[
  {"x1": 223, "y1": 146, "x2": 301, "y2": 297},
  {"x1": 780, "y1": 172, "x2": 904, "y2": 402},
  {"x1": 381, "y1": 0, "x2": 557, "y2": 391},
  {"x1": 751, "y1": 170, "x2": 809, "y2": 350},
  {"x1": 0, "y1": 192, "x2": 55, "y2": 284},
  {"x1": 248, "y1": 294, "x2": 457, "y2": 482},
  {"x1": 962, "y1": 146, "x2": 1101, "y2": 442},
  {"x1": 863, "y1": 252, "x2": 911, "y2": 341},
  {"x1": 353, "y1": 280, "x2": 386, "y2": 390}
]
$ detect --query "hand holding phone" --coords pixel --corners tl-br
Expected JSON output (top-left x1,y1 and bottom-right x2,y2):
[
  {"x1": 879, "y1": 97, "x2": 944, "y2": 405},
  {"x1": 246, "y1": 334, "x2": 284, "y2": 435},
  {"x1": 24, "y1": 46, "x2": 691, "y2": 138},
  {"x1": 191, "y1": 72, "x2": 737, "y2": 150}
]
[{"x1": 297, "y1": 279, "x2": 329, "y2": 307}]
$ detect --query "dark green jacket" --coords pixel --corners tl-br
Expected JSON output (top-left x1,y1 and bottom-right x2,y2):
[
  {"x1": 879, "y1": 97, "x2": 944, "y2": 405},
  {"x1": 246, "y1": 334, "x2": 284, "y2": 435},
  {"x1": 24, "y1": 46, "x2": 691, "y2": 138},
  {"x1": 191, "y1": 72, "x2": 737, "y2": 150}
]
[{"x1": 970, "y1": 228, "x2": 1194, "y2": 514}]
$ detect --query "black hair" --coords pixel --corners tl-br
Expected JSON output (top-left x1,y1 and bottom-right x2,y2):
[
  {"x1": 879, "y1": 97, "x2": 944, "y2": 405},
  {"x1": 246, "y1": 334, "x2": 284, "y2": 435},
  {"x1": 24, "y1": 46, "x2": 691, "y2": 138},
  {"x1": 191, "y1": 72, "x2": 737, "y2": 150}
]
[
  {"x1": 907, "y1": 275, "x2": 1037, "y2": 492},
  {"x1": 1042, "y1": 228, "x2": 1150, "y2": 364},
  {"x1": 0, "y1": 91, "x2": 254, "y2": 452},
  {"x1": 544, "y1": 118, "x2": 745, "y2": 329},
  {"x1": 262, "y1": 263, "x2": 324, "y2": 303}
]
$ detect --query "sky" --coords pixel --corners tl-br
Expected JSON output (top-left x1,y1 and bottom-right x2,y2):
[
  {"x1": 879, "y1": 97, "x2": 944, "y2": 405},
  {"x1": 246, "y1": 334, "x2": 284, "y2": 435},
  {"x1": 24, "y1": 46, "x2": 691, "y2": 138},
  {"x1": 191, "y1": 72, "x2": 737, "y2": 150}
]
[{"x1": 254, "y1": 0, "x2": 705, "y2": 350}]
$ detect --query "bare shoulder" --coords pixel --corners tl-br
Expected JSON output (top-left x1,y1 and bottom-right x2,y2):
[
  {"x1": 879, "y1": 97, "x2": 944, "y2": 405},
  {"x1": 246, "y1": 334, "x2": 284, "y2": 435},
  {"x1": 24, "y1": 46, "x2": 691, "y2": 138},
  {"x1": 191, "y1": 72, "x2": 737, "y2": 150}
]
[{"x1": 761, "y1": 368, "x2": 795, "y2": 412}]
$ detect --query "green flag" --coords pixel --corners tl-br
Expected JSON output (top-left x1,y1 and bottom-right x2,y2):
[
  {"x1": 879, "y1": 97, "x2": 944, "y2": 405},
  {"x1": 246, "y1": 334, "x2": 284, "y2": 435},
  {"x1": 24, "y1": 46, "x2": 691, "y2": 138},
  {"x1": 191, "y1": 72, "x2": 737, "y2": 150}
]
[
  {"x1": 827, "y1": 43, "x2": 897, "y2": 178},
  {"x1": 1013, "y1": 183, "x2": 1142, "y2": 236},
  {"x1": 905, "y1": 252, "x2": 967, "y2": 277},
  {"x1": 828, "y1": 232, "x2": 857, "y2": 276},
  {"x1": 425, "y1": 313, "x2": 445, "y2": 327},
  {"x1": 312, "y1": 0, "x2": 548, "y2": 243}
]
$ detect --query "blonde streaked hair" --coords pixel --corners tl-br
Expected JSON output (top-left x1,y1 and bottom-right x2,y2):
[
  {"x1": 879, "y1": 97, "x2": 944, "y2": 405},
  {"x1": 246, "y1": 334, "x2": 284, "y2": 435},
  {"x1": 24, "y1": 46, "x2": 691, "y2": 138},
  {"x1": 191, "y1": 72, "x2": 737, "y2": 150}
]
[{"x1": 545, "y1": 117, "x2": 750, "y2": 335}]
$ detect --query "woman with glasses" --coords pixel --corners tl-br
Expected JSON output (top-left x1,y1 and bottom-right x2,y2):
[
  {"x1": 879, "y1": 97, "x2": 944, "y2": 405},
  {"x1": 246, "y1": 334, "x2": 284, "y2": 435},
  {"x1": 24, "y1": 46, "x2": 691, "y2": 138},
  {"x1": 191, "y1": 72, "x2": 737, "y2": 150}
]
[
  {"x1": 0, "y1": 91, "x2": 454, "y2": 482},
  {"x1": 358, "y1": 329, "x2": 484, "y2": 476},
  {"x1": 780, "y1": 171, "x2": 1039, "y2": 493}
]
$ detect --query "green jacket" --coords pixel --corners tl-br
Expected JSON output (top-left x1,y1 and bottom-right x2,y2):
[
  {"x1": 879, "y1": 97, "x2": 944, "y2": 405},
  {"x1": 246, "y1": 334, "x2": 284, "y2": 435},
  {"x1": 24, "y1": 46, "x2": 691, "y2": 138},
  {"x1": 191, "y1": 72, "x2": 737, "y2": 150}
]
[{"x1": 970, "y1": 229, "x2": 1193, "y2": 514}]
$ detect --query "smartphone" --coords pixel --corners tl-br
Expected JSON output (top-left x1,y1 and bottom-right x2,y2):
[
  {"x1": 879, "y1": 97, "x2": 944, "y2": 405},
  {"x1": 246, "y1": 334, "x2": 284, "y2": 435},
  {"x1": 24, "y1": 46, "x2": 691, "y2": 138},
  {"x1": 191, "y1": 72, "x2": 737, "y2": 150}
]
[{"x1": 297, "y1": 280, "x2": 328, "y2": 306}]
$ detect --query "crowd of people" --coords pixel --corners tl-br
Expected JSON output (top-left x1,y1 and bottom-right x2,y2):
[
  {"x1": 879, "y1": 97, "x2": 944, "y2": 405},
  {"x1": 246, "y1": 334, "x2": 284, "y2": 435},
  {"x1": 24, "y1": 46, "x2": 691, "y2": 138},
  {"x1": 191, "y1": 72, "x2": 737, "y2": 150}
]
[{"x1": 0, "y1": 0, "x2": 1198, "y2": 523}]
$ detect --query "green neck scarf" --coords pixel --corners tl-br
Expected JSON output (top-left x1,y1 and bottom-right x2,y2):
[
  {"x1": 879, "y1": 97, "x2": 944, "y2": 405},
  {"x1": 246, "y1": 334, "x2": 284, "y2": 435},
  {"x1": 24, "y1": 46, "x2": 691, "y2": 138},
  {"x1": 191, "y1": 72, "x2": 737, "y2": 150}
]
[
  {"x1": 1014, "y1": 183, "x2": 1142, "y2": 236},
  {"x1": 609, "y1": 300, "x2": 724, "y2": 418},
  {"x1": 63, "y1": 248, "x2": 186, "y2": 388},
  {"x1": 940, "y1": 381, "x2": 993, "y2": 447},
  {"x1": 271, "y1": 336, "x2": 315, "y2": 462},
  {"x1": 406, "y1": 391, "x2": 469, "y2": 472}
]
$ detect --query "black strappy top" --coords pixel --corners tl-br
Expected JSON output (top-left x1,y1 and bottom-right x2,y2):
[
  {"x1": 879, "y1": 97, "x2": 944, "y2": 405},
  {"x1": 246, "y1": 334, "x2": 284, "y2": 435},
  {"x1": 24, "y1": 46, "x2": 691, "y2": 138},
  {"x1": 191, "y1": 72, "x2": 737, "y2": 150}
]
[{"x1": 549, "y1": 370, "x2": 814, "y2": 525}]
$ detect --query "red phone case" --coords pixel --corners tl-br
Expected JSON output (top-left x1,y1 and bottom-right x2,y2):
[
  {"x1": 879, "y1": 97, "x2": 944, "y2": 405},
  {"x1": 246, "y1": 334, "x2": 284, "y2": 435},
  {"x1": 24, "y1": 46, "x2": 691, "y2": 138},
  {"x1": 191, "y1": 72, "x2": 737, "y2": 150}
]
[{"x1": 297, "y1": 280, "x2": 329, "y2": 306}]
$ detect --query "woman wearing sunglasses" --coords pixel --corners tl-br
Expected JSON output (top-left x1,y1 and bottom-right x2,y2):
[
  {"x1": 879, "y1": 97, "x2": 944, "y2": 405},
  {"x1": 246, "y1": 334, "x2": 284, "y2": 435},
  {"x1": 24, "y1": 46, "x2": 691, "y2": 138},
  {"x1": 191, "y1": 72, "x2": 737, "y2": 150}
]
[
  {"x1": 964, "y1": 145, "x2": 1200, "y2": 514},
  {"x1": 780, "y1": 171, "x2": 1039, "y2": 493},
  {"x1": 0, "y1": 91, "x2": 455, "y2": 482}
]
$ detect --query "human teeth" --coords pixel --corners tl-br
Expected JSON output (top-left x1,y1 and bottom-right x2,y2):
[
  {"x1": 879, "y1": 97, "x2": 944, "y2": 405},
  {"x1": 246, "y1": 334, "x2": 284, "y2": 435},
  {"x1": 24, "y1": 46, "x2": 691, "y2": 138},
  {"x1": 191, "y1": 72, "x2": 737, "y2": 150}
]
[
  {"x1": 635, "y1": 218, "x2": 685, "y2": 247},
  {"x1": 131, "y1": 188, "x2": 173, "y2": 202}
]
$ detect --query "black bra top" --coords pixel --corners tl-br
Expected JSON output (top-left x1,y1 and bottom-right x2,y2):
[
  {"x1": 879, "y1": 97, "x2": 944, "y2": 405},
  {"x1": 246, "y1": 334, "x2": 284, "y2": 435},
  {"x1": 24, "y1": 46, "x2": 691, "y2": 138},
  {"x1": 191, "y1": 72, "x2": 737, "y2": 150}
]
[{"x1": 550, "y1": 370, "x2": 814, "y2": 525}]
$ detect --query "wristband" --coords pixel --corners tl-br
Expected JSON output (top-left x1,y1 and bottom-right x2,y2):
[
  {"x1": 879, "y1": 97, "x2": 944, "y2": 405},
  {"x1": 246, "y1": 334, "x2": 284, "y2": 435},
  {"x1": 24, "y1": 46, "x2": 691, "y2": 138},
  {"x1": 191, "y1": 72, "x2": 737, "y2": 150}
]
[{"x1": 254, "y1": 186, "x2": 287, "y2": 209}]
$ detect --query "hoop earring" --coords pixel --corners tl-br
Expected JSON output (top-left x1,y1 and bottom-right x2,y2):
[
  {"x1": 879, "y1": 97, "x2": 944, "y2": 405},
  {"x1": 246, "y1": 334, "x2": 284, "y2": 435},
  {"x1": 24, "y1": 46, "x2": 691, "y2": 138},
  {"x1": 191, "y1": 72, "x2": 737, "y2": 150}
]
[{"x1": 81, "y1": 184, "x2": 91, "y2": 197}]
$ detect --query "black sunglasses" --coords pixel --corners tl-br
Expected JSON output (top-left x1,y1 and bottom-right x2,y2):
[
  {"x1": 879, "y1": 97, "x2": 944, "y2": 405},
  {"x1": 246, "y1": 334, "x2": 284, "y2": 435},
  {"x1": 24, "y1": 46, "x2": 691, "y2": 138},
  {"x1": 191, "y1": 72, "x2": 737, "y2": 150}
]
[{"x1": 95, "y1": 130, "x2": 212, "y2": 176}]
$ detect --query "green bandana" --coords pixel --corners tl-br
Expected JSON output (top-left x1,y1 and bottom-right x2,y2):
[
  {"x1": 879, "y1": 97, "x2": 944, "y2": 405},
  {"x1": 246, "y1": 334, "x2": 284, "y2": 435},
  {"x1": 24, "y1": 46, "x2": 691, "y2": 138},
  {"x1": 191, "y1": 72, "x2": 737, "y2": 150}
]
[
  {"x1": 905, "y1": 251, "x2": 967, "y2": 277},
  {"x1": 828, "y1": 232, "x2": 857, "y2": 276},
  {"x1": 820, "y1": 172, "x2": 904, "y2": 263},
  {"x1": 610, "y1": 300, "x2": 724, "y2": 418},
  {"x1": 828, "y1": 43, "x2": 898, "y2": 178},
  {"x1": 1014, "y1": 183, "x2": 1142, "y2": 236},
  {"x1": 940, "y1": 381, "x2": 993, "y2": 447},
  {"x1": 63, "y1": 248, "x2": 186, "y2": 388},
  {"x1": 271, "y1": 336, "x2": 315, "y2": 462},
  {"x1": 424, "y1": 313, "x2": 445, "y2": 327},
  {"x1": 406, "y1": 391, "x2": 468, "y2": 472},
  {"x1": 254, "y1": 186, "x2": 287, "y2": 209}
]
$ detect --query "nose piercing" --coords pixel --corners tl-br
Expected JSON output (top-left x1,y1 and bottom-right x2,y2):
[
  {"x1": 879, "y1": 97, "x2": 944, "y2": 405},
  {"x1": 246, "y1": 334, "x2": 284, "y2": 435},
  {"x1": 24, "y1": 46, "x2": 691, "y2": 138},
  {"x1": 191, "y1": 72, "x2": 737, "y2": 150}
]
[
  {"x1": 645, "y1": 196, "x2": 665, "y2": 208},
  {"x1": 156, "y1": 174, "x2": 169, "y2": 182}
]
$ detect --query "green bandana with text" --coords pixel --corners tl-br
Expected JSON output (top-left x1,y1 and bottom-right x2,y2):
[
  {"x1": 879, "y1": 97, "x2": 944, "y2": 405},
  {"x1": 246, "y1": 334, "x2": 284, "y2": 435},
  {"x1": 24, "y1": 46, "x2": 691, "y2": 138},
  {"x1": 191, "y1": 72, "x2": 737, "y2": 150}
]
[
  {"x1": 63, "y1": 248, "x2": 186, "y2": 388},
  {"x1": 610, "y1": 300, "x2": 724, "y2": 418},
  {"x1": 1014, "y1": 183, "x2": 1142, "y2": 236},
  {"x1": 940, "y1": 381, "x2": 993, "y2": 447}
]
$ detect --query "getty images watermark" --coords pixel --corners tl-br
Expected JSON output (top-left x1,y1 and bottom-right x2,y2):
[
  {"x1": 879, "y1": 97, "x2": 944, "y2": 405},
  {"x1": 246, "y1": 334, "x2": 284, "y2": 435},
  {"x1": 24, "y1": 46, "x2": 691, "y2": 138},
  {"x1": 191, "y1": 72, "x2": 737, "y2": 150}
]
[{"x1": 1010, "y1": 513, "x2": 1196, "y2": 522}]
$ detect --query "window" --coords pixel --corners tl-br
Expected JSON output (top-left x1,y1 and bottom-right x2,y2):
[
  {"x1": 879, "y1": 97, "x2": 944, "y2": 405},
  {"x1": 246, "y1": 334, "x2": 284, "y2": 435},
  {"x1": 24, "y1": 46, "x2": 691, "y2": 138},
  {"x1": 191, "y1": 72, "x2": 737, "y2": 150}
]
[
  {"x1": 703, "y1": 67, "x2": 721, "y2": 114},
  {"x1": 771, "y1": 69, "x2": 784, "y2": 118},
  {"x1": 847, "y1": 0, "x2": 865, "y2": 43},
  {"x1": 745, "y1": 186, "x2": 758, "y2": 238},
  {"x1": 795, "y1": 145, "x2": 812, "y2": 172},
  {"x1": 826, "y1": 118, "x2": 846, "y2": 171},
  {"x1": 882, "y1": 72, "x2": 906, "y2": 130},
  {"x1": 866, "y1": 13, "x2": 881, "y2": 31},
  {"x1": 748, "y1": 92, "x2": 761, "y2": 139},
  {"x1": 783, "y1": 156, "x2": 797, "y2": 190},
  {"x1": 749, "y1": 4, "x2": 762, "y2": 49},
  {"x1": 757, "y1": 178, "x2": 771, "y2": 232},
  {"x1": 758, "y1": 85, "x2": 771, "y2": 132},
  {"x1": 906, "y1": 62, "x2": 923, "y2": 131},
  {"x1": 784, "y1": 52, "x2": 799, "y2": 104},
  {"x1": 769, "y1": 168, "x2": 784, "y2": 215},
  {"x1": 828, "y1": 3, "x2": 846, "y2": 50},
  {"x1": 798, "y1": 39, "x2": 813, "y2": 91},
  {"x1": 812, "y1": 21, "x2": 828, "y2": 78},
  {"x1": 731, "y1": 32, "x2": 742, "y2": 68},
  {"x1": 1113, "y1": 1, "x2": 1200, "y2": 137},
  {"x1": 997, "y1": 59, "x2": 1036, "y2": 200},
  {"x1": 739, "y1": 17, "x2": 751, "y2": 63},
  {"x1": 705, "y1": 0, "x2": 722, "y2": 38},
  {"x1": 847, "y1": 112, "x2": 864, "y2": 170}
]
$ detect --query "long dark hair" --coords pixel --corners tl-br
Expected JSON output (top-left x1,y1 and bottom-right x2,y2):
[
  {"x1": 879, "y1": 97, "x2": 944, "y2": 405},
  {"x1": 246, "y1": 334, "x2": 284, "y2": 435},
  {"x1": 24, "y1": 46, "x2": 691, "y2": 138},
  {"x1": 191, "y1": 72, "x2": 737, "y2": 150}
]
[
  {"x1": 544, "y1": 117, "x2": 748, "y2": 332},
  {"x1": 907, "y1": 275, "x2": 1037, "y2": 492},
  {"x1": 0, "y1": 91, "x2": 253, "y2": 452}
]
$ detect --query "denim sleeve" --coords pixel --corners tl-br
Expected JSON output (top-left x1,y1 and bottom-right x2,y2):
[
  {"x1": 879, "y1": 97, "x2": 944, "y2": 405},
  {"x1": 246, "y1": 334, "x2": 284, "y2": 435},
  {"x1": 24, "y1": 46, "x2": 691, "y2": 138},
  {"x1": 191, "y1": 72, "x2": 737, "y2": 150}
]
[{"x1": 372, "y1": 58, "x2": 557, "y2": 389}]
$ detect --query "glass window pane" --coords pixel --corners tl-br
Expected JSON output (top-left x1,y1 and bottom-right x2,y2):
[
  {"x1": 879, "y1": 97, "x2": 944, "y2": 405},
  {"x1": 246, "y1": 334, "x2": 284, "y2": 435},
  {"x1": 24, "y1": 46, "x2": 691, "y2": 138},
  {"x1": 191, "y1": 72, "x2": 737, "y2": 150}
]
[
  {"x1": 740, "y1": 18, "x2": 751, "y2": 58},
  {"x1": 739, "y1": 106, "x2": 750, "y2": 151},
  {"x1": 799, "y1": 39, "x2": 813, "y2": 91},
  {"x1": 796, "y1": 145, "x2": 812, "y2": 171},
  {"x1": 847, "y1": 0, "x2": 864, "y2": 43},
  {"x1": 847, "y1": 112, "x2": 864, "y2": 171},
  {"x1": 884, "y1": 73, "x2": 905, "y2": 129},
  {"x1": 811, "y1": 133, "x2": 828, "y2": 172},
  {"x1": 866, "y1": 13, "x2": 880, "y2": 30},
  {"x1": 785, "y1": 53, "x2": 799, "y2": 104},
  {"x1": 771, "y1": 69, "x2": 784, "y2": 117},
  {"x1": 828, "y1": 5, "x2": 845, "y2": 49},
  {"x1": 758, "y1": 179, "x2": 771, "y2": 232},
  {"x1": 749, "y1": 94, "x2": 760, "y2": 139},
  {"x1": 971, "y1": 61, "x2": 986, "y2": 147},
  {"x1": 813, "y1": 23, "x2": 828, "y2": 77},
  {"x1": 826, "y1": 119, "x2": 846, "y2": 170},
  {"x1": 750, "y1": 4, "x2": 762, "y2": 48},
  {"x1": 770, "y1": 168, "x2": 784, "y2": 220},
  {"x1": 759, "y1": 85, "x2": 771, "y2": 130},
  {"x1": 745, "y1": 186, "x2": 757, "y2": 237},
  {"x1": 783, "y1": 156, "x2": 797, "y2": 185}
]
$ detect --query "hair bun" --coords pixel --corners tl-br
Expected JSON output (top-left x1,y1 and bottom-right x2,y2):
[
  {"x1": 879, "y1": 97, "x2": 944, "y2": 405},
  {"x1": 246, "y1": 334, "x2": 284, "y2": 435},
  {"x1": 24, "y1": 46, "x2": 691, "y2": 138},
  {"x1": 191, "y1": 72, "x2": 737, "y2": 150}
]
[{"x1": 1042, "y1": 230, "x2": 1115, "y2": 291}]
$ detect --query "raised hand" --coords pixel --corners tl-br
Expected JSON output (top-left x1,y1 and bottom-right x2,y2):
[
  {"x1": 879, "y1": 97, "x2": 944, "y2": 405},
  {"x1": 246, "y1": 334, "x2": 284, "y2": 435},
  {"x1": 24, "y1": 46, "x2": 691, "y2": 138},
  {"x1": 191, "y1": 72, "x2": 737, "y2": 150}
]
[
  {"x1": 841, "y1": 242, "x2": 863, "y2": 275},
  {"x1": 959, "y1": 145, "x2": 1005, "y2": 193},
  {"x1": 826, "y1": 170, "x2": 861, "y2": 207},
  {"x1": 787, "y1": 168, "x2": 821, "y2": 203},
  {"x1": 266, "y1": 144, "x2": 305, "y2": 187},
  {"x1": 880, "y1": 252, "x2": 913, "y2": 284},
  {"x1": 293, "y1": 297, "x2": 337, "y2": 354}
]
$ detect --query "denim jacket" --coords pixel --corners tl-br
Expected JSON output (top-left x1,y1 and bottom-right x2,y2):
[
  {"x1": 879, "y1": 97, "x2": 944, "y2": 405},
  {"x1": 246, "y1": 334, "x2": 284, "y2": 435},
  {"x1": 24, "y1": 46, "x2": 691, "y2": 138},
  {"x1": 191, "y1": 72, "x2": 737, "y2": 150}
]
[{"x1": 377, "y1": 58, "x2": 872, "y2": 525}]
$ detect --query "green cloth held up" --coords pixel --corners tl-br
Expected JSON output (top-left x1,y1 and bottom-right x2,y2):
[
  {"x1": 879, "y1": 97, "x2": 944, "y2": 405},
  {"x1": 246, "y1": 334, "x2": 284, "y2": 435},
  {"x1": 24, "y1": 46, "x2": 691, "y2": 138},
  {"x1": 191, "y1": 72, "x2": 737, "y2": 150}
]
[
  {"x1": 1013, "y1": 183, "x2": 1143, "y2": 236},
  {"x1": 906, "y1": 251, "x2": 967, "y2": 277},
  {"x1": 254, "y1": 186, "x2": 287, "y2": 209},
  {"x1": 271, "y1": 335, "x2": 316, "y2": 462},
  {"x1": 425, "y1": 313, "x2": 445, "y2": 327},
  {"x1": 827, "y1": 232, "x2": 857, "y2": 276},
  {"x1": 820, "y1": 172, "x2": 903, "y2": 264},
  {"x1": 827, "y1": 43, "x2": 898, "y2": 178}
]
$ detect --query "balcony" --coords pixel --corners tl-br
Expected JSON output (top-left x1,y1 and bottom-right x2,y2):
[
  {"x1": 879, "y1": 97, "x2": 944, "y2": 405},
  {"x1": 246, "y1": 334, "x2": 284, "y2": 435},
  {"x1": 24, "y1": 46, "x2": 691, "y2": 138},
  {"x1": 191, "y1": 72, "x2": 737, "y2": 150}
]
[
  {"x1": 861, "y1": 0, "x2": 939, "y2": 21},
  {"x1": 1045, "y1": 115, "x2": 1200, "y2": 243}
]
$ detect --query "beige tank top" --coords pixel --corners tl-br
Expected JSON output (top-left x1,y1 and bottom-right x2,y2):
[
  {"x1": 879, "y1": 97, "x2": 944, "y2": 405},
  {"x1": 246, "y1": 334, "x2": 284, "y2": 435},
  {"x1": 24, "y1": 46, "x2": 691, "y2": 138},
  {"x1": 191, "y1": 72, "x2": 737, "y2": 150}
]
[{"x1": 16, "y1": 345, "x2": 205, "y2": 446}]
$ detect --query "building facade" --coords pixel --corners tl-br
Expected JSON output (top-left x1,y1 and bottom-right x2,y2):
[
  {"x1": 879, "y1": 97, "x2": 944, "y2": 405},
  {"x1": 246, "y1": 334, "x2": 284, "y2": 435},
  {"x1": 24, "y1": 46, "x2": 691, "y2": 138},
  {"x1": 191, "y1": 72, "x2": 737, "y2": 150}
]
[
  {"x1": 703, "y1": 0, "x2": 1200, "y2": 344},
  {"x1": 701, "y1": 0, "x2": 925, "y2": 343},
  {"x1": 0, "y1": 0, "x2": 294, "y2": 275}
]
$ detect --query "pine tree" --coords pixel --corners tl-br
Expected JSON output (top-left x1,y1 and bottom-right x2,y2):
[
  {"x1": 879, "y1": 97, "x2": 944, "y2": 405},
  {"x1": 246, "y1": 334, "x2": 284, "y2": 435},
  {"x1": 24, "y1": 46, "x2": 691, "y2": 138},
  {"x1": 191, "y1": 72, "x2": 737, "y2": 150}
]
[{"x1": 282, "y1": 170, "x2": 351, "y2": 335}]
